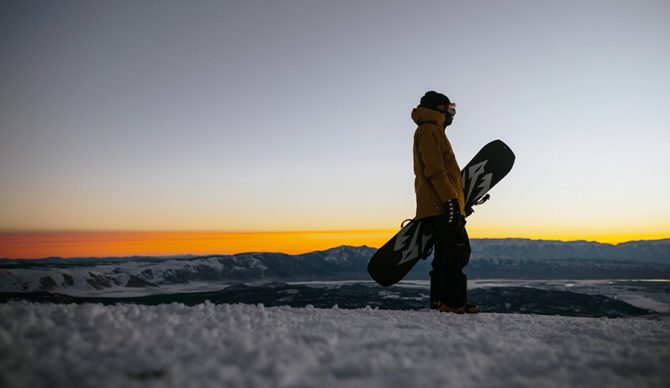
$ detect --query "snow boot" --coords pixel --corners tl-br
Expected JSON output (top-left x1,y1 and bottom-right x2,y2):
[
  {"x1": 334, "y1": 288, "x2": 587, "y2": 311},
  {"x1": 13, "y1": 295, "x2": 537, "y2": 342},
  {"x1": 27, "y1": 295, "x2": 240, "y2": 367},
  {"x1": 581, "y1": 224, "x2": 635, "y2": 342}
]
[
  {"x1": 464, "y1": 303, "x2": 480, "y2": 314},
  {"x1": 436, "y1": 304, "x2": 465, "y2": 314},
  {"x1": 436, "y1": 303, "x2": 480, "y2": 314}
]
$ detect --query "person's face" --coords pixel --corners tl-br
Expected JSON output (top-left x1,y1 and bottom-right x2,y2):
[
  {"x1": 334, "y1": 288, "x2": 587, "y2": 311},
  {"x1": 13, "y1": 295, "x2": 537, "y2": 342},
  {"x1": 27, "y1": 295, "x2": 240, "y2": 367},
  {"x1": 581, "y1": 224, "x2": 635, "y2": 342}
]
[
  {"x1": 435, "y1": 103, "x2": 456, "y2": 116},
  {"x1": 436, "y1": 103, "x2": 456, "y2": 127}
]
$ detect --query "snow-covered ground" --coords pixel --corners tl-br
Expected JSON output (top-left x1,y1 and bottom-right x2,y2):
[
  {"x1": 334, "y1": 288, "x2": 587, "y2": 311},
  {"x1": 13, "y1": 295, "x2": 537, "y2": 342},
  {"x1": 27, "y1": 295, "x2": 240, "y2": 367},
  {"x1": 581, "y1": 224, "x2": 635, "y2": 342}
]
[{"x1": 1, "y1": 302, "x2": 668, "y2": 388}]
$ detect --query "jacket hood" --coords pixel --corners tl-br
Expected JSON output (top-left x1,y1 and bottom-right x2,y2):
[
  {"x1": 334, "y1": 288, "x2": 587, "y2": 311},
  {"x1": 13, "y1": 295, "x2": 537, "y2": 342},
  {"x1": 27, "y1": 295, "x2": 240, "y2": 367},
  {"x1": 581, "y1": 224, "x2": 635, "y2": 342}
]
[{"x1": 411, "y1": 106, "x2": 445, "y2": 127}]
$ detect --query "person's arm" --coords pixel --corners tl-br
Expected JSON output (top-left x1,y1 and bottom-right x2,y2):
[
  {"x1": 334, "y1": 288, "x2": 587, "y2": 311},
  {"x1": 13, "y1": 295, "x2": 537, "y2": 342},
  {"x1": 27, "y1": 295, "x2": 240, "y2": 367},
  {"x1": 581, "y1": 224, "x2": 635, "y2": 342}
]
[{"x1": 416, "y1": 128, "x2": 461, "y2": 202}]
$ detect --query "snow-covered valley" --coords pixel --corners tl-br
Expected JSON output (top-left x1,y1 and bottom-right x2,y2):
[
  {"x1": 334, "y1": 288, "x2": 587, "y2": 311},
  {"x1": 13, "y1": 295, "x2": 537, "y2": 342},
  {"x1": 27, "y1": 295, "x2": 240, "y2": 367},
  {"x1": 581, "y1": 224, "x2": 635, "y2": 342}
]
[{"x1": 2, "y1": 244, "x2": 670, "y2": 296}]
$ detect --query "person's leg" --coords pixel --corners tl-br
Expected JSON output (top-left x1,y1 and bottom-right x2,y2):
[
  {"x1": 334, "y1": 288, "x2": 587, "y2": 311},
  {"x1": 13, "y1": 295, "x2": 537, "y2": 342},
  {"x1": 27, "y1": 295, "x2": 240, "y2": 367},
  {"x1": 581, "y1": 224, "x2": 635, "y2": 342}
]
[
  {"x1": 428, "y1": 216, "x2": 452, "y2": 308},
  {"x1": 442, "y1": 226, "x2": 471, "y2": 307},
  {"x1": 429, "y1": 216, "x2": 471, "y2": 308},
  {"x1": 425, "y1": 216, "x2": 445, "y2": 309}
]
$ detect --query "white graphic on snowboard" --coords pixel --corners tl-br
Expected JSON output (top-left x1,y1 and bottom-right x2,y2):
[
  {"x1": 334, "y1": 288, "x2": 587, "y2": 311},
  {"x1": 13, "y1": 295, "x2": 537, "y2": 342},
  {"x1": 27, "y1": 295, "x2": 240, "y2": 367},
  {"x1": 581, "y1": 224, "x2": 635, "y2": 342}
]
[
  {"x1": 464, "y1": 160, "x2": 493, "y2": 205},
  {"x1": 394, "y1": 222, "x2": 432, "y2": 265}
]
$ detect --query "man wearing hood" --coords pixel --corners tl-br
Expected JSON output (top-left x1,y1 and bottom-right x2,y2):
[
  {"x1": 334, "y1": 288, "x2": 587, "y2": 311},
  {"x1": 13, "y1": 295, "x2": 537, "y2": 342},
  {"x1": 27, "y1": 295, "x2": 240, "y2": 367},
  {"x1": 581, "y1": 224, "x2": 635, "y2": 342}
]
[{"x1": 412, "y1": 91, "x2": 479, "y2": 314}]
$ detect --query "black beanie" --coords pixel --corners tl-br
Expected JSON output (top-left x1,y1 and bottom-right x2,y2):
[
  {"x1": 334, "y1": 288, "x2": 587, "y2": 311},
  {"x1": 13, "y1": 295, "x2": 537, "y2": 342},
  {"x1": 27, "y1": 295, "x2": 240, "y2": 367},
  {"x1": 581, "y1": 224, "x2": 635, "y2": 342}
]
[{"x1": 420, "y1": 91, "x2": 451, "y2": 108}]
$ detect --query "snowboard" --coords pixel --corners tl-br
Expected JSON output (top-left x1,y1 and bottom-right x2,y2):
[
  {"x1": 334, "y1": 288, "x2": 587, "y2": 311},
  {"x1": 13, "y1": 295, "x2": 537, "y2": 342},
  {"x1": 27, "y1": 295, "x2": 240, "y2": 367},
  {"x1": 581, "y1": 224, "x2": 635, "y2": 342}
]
[{"x1": 367, "y1": 139, "x2": 515, "y2": 287}]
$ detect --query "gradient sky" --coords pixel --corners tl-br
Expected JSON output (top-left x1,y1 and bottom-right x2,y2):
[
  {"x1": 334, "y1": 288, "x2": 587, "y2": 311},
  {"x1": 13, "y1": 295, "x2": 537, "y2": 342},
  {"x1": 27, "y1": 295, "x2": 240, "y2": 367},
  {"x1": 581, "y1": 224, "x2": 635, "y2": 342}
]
[{"x1": 1, "y1": 1, "x2": 669, "y2": 257}]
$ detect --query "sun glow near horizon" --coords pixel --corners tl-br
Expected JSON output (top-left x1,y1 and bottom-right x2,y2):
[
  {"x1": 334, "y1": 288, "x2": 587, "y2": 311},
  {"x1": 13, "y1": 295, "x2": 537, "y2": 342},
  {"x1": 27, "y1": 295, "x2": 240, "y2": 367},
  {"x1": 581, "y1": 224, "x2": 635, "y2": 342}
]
[{"x1": 1, "y1": 227, "x2": 667, "y2": 259}]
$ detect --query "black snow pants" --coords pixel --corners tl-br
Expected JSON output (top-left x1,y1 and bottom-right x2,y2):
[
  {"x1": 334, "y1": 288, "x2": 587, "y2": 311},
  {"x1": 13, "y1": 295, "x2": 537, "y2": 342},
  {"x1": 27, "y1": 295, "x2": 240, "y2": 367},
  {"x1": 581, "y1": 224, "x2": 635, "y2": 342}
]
[{"x1": 423, "y1": 215, "x2": 471, "y2": 308}]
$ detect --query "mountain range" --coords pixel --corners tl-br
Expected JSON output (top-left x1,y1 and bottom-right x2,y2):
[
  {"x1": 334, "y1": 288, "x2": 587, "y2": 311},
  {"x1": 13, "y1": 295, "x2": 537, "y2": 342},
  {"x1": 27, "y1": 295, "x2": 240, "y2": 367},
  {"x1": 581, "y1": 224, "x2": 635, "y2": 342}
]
[
  {"x1": 0, "y1": 238, "x2": 669, "y2": 294},
  {"x1": 470, "y1": 238, "x2": 670, "y2": 262}
]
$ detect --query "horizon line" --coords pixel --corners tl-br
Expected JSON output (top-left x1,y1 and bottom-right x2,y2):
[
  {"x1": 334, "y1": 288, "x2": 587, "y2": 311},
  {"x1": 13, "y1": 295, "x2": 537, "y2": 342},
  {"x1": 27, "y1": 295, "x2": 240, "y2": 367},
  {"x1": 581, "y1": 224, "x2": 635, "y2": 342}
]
[{"x1": 1, "y1": 231, "x2": 668, "y2": 260}]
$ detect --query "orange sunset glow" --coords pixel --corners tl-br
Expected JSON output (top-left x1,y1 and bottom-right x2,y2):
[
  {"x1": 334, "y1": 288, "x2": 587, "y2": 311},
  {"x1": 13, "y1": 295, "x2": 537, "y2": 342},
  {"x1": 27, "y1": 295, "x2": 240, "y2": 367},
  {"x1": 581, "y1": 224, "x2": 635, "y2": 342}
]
[
  {"x1": 0, "y1": 230, "x2": 395, "y2": 259},
  {"x1": 1, "y1": 228, "x2": 667, "y2": 259}
]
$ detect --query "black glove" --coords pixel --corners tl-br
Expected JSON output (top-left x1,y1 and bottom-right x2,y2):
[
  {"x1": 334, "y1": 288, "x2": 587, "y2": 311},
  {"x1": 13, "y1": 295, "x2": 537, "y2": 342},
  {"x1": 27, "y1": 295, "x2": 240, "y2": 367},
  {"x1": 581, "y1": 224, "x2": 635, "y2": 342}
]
[
  {"x1": 445, "y1": 199, "x2": 465, "y2": 227},
  {"x1": 464, "y1": 206, "x2": 474, "y2": 217}
]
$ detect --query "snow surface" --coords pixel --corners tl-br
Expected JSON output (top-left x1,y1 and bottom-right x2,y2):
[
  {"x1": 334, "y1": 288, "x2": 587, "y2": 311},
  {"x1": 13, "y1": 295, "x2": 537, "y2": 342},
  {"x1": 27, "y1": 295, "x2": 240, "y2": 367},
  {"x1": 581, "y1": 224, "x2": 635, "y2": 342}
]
[{"x1": 1, "y1": 302, "x2": 669, "y2": 388}]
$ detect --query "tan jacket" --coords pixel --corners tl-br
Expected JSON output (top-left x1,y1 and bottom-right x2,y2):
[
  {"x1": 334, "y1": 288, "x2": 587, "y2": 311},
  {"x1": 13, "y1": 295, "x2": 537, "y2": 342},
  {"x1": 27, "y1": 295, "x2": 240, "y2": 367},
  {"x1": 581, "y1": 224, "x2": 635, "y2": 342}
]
[{"x1": 412, "y1": 106, "x2": 465, "y2": 219}]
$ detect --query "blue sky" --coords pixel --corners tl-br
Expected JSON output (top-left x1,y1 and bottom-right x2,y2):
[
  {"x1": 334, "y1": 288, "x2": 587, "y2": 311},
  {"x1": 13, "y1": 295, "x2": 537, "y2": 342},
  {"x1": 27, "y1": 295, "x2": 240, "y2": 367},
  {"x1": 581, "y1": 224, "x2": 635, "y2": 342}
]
[{"x1": 1, "y1": 0, "x2": 669, "y2": 242}]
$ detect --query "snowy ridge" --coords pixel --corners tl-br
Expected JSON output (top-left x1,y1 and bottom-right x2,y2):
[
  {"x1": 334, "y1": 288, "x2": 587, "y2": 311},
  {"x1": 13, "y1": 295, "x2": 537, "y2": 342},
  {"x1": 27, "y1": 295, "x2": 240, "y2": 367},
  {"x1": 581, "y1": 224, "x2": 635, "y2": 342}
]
[
  {"x1": 2, "y1": 243, "x2": 670, "y2": 294},
  {"x1": 0, "y1": 246, "x2": 377, "y2": 294},
  {"x1": 472, "y1": 238, "x2": 670, "y2": 262},
  {"x1": 1, "y1": 302, "x2": 668, "y2": 388}
]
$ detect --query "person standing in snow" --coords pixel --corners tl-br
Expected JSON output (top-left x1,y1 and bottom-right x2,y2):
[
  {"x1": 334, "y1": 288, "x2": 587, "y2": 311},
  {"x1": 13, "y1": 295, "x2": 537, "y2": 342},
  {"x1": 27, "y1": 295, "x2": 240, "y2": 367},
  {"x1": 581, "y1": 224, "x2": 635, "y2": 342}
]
[{"x1": 411, "y1": 91, "x2": 479, "y2": 314}]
